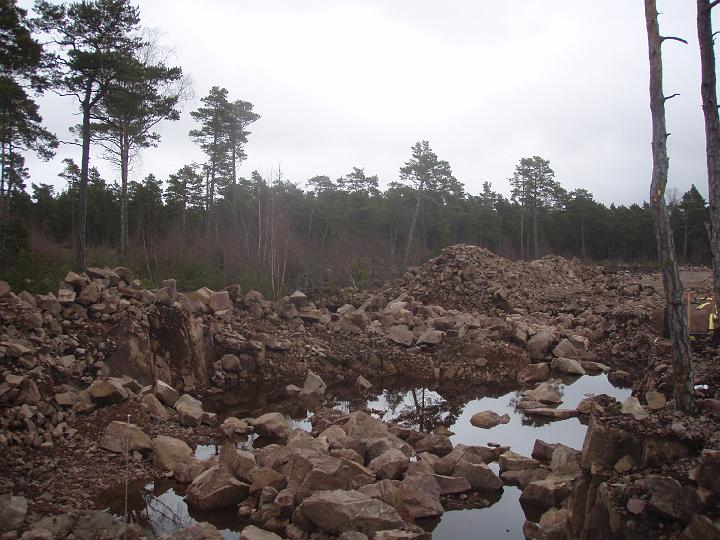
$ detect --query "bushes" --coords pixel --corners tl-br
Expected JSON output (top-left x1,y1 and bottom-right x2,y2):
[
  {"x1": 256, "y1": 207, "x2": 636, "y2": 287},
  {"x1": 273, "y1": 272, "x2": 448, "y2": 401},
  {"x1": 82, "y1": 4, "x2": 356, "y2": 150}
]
[{"x1": 1, "y1": 250, "x2": 70, "y2": 294}]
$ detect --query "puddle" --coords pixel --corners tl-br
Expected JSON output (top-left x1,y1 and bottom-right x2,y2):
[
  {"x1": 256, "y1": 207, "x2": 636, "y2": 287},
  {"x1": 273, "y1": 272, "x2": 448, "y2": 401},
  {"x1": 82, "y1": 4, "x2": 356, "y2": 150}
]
[{"x1": 99, "y1": 373, "x2": 629, "y2": 538}]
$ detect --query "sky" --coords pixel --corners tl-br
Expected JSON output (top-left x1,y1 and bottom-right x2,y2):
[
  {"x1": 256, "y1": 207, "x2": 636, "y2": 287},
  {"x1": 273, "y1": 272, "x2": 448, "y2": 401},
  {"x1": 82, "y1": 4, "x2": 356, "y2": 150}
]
[{"x1": 18, "y1": 0, "x2": 715, "y2": 205}]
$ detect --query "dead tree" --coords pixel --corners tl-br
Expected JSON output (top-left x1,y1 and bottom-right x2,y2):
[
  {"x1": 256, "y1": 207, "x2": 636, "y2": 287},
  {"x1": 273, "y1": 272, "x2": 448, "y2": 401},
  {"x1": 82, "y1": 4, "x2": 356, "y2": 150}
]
[
  {"x1": 697, "y1": 0, "x2": 720, "y2": 322},
  {"x1": 644, "y1": 0, "x2": 695, "y2": 413}
]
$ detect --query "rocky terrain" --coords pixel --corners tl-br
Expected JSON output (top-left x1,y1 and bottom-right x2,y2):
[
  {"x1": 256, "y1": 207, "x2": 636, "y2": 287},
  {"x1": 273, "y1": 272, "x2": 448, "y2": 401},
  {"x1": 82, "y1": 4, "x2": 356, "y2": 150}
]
[{"x1": 0, "y1": 244, "x2": 718, "y2": 539}]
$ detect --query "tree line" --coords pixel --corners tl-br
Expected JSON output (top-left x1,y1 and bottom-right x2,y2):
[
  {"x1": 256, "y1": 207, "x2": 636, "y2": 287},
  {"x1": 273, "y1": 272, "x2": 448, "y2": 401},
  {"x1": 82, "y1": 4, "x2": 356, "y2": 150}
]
[{"x1": 0, "y1": 0, "x2": 715, "y2": 298}]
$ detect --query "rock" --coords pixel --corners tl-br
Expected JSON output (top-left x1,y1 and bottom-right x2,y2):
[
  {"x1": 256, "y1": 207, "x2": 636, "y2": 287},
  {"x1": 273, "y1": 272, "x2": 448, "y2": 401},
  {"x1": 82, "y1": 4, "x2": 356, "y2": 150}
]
[
  {"x1": 219, "y1": 444, "x2": 256, "y2": 482},
  {"x1": 523, "y1": 382, "x2": 563, "y2": 405},
  {"x1": 537, "y1": 507, "x2": 569, "y2": 540},
  {"x1": 413, "y1": 434, "x2": 453, "y2": 457},
  {"x1": 220, "y1": 354, "x2": 241, "y2": 373},
  {"x1": 499, "y1": 451, "x2": 540, "y2": 472},
  {"x1": 14, "y1": 380, "x2": 41, "y2": 405},
  {"x1": 174, "y1": 459, "x2": 206, "y2": 484},
  {"x1": 682, "y1": 514, "x2": 720, "y2": 540},
  {"x1": 453, "y1": 455, "x2": 503, "y2": 491},
  {"x1": 416, "y1": 329, "x2": 444, "y2": 346},
  {"x1": 292, "y1": 490, "x2": 405, "y2": 536},
  {"x1": 0, "y1": 495, "x2": 27, "y2": 531},
  {"x1": 607, "y1": 369, "x2": 632, "y2": 387},
  {"x1": 520, "y1": 474, "x2": 577, "y2": 509},
  {"x1": 400, "y1": 474, "x2": 444, "y2": 519},
  {"x1": 208, "y1": 291, "x2": 232, "y2": 312},
  {"x1": 239, "y1": 525, "x2": 283, "y2": 540},
  {"x1": 527, "y1": 330, "x2": 555, "y2": 360},
  {"x1": 523, "y1": 407, "x2": 577, "y2": 420},
  {"x1": 154, "y1": 380, "x2": 179, "y2": 407},
  {"x1": 291, "y1": 453, "x2": 375, "y2": 502},
  {"x1": 357, "y1": 479, "x2": 404, "y2": 511},
  {"x1": 356, "y1": 375, "x2": 373, "y2": 391},
  {"x1": 185, "y1": 465, "x2": 250, "y2": 511},
  {"x1": 88, "y1": 379, "x2": 128, "y2": 405},
  {"x1": 161, "y1": 522, "x2": 224, "y2": 539},
  {"x1": 552, "y1": 338, "x2": 579, "y2": 358},
  {"x1": 621, "y1": 396, "x2": 648, "y2": 420},
  {"x1": 152, "y1": 435, "x2": 192, "y2": 471},
  {"x1": 637, "y1": 476, "x2": 700, "y2": 523},
  {"x1": 550, "y1": 357, "x2": 585, "y2": 375},
  {"x1": 613, "y1": 455, "x2": 636, "y2": 474},
  {"x1": 532, "y1": 440, "x2": 560, "y2": 462},
  {"x1": 300, "y1": 371, "x2": 327, "y2": 397},
  {"x1": 252, "y1": 412, "x2": 291, "y2": 441},
  {"x1": 517, "y1": 363, "x2": 550, "y2": 384},
  {"x1": 368, "y1": 449, "x2": 409, "y2": 480},
  {"x1": 0, "y1": 281, "x2": 11, "y2": 298},
  {"x1": 387, "y1": 325, "x2": 414, "y2": 346},
  {"x1": 77, "y1": 282, "x2": 100, "y2": 305},
  {"x1": 249, "y1": 467, "x2": 286, "y2": 495},
  {"x1": 141, "y1": 393, "x2": 169, "y2": 418},
  {"x1": 219, "y1": 417, "x2": 251, "y2": 437},
  {"x1": 470, "y1": 410, "x2": 510, "y2": 429},
  {"x1": 100, "y1": 421, "x2": 151, "y2": 454},
  {"x1": 175, "y1": 394, "x2": 207, "y2": 427},
  {"x1": 432, "y1": 474, "x2": 471, "y2": 495},
  {"x1": 645, "y1": 391, "x2": 666, "y2": 410},
  {"x1": 289, "y1": 290, "x2": 308, "y2": 307},
  {"x1": 626, "y1": 498, "x2": 645, "y2": 515},
  {"x1": 285, "y1": 384, "x2": 301, "y2": 397},
  {"x1": 697, "y1": 449, "x2": 720, "y2": 495}
]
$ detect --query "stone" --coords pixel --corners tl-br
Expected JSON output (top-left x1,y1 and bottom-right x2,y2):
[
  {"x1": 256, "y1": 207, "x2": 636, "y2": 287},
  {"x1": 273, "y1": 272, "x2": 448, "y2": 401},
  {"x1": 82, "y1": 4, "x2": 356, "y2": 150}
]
[
  {"x1": 400, "y1": 474, "x2": 444, "y2": 519},
  {"x1": 289, "y1": 290, "x2": 308, "y2": 307},
  {"x1": 682, "y1": 514, "x2": 720, "y2": 540},
  {"x1": 88, "y1": 379, "x2": 128, "y2": 405},
  {"x1": 527, "y1": 330, "x2": 555, "y2": 360},
  {"x1": 249, "y1": 467, "x2": 286, "y2": 495},
  {"x1": 470, "y1": 410, "x2": 510, "y2": 429},
  {"x1": 537, "y1": 507, "x2": 569, "y2": 540},
  {"x1": 645, "y1": 391, "x2": 666, "y2": 410},
  {"x1": 413, "y1": 433, "x2": 453, "y2": 457},
  {"x1": 292, "y1": 490, "x2": 405, "y2": 535},
  {"x1": 292, "y1": 453, "x2": 375, "y2": 502},
  {"x1": 152, "y1": 435, "x2": 192, "y2": 471},
  {"x1": 161, "y1": 522, "x2": 224, "y2": 539},
  {"x1": 100, "y1": 421, "x2": 151, "y2": 454},
  {"x1": 185, "y1": 465, "x2": 250, "y2": 511},
  {"x1": 453, "y1": 456, "x2": 503, "y2": 491},
  {"x1": 175, "y1": 394, "x2": 206, "y2": 427},
  {"x1": 220, "y1": 354, "x2": 241, "y2": 373},
  {"x1": 239, "y1": 525, "x2": 283, "y2": 540},
  {"x1": 0, "y1": 495, "x2": 27, "y2": 531},
  {"x1": 621, "y1": 396, "x2": 649, "y2": 420},
  {"x1": 252, "y1": 412, "x2": 291, "y2": 441},
  {"x1": 637, "y1": 476, "x2": 700, "y2": 523},
  {"x1": 387, "y1": 325, "x2": 414, "y2": 346},
  {"x1": 154, "y1": 380, "x2": 179, "y2": 407},
  {"x1": 219, "y1": 417, "x2": 251, "y2": 437},
  {"x1": 219, "y1": 444, "x2": 256, "y2": 482},
  {"x1": 523, "y1": 408, "x2": 577, "y2": 420},
  {"x1": 209, "y1": 291, "x2": 232, "y2": 312},
  {"x1": 552, "y1": 338, "x2": 579, "y2": 358},
  {"x1": 416, "y1": 329, "x2": 443, "y2": 346},
  {"x1": 520, "y1": 474, "x2": 577, "y2": 509},
  {"x1": 300, "y1": 371, "x2": 327, "y2": 397},
  {"x1": 357, "y1": 479, "x2": 404, "y2": 511},
  {"x1": 613, "y1": 455, "x2": 636, "y2": 474},
  {"x1": 432, "y1": 474, "x2": 471, "y2": 495},
  {"x1": 141, "y1": 393, "x2": 169, "y2": 419},
  {"x1": 626, "y1": 498, "x2": 645, "y2": 515},
  {"x1": 550, "y1": 357, "x2": 585, "y2": 375},
  {"x1": 174, "y1": 459, "x2": 206, "y2": 484},
  {"x1": 607, "y1": 370, "x2": 632, "y2": 387},
  {"x1": 499, "y1": 451, "x2": 540, "y2": 472},
  {"x1": 523, "y1": 382, "x2": 563, "y2": 405},
  {"x1": 517, "y1": 363, "x2": 550, "y2": 384},
  {"x1": 14, "y1": 380, "x2": 41, "y2": 405},
  {"x1": 697, "y1": 449, "x2": 720, "y2": 495},
  {"x1": 355, "y1": 375, "x2": 373, "y2": 391},
  {"x1": 368, "y1": 449, "x2": 409, "y2": 480},
  {"x1": 77, "y1": 282, "x2": 100, "y2": 305},
  {"x1": 54, "y1": 391, "x2": 79, "y2": 407},
  {"x1": 0, "y1": 280, "x2": 11, "y2": 298}
]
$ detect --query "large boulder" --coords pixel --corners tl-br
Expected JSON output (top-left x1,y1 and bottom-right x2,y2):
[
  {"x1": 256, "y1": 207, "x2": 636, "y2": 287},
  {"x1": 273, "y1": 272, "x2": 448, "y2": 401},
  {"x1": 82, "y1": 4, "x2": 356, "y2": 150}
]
[
  {"x1": 175, "y1": 394, "x2": 214, "y2": 427},
  {"x1": 517, "y1": 363, "x2": 550, "y2": 384},
  {"x1": 552, "y1": 338, "x2": 579, "y2": 358},
  {"x1": 185, "y1": 465, "x2": 250, "y2": 511},
  {"x1": 154, "y1": 380, "x2": 179, "y2": 407},
  {"x1": 522, "y1": 382, "x2": 563, "y2": 405},
  {"x1": 550, "y1": 357, "x2": 585, "y2": 376},
  {"x1": 527, "y1": 330, "x2": 555, "y2": 360},
  {"x1": 413, "y1": 433, "x2": 453, "y2": 457},
  {"x1": 499, "y1": 451, "x2": 540, "y2": 473},
  {"x1": 300, "y1": 371, "x2": 327, "y2": 397},
  {"x1": 251, "y1": 412, "x2": 291, "y2": 441},
  {"x1": 400, "y1": 474, "x2": 444, "y2": 519},
  {"x1": 208, "y1": 291, "x2": 232, "y2": 312},
  {"x1": 452, "y1": 453, "x2": 502, "y2": 491},
  {"x1": 290, "y1": 452, "x2": 375, "y2": 503},
  {"x1": 88, "y1": 379, "x2": 128, "y2": 405},
  {"x1": 368, "y1": 449, "x2": 409, "y2": 480},
  {"x1": 100, "y1": 421, "x2": 151, "y2": 454},
  {"x1": 141, "y1": 393, "x2": 169, "y2": 419},
  {"x1": 152, "y1": 435, "x2": 192, "y2": 472},
  {"x1": 292, "y1": 490, "x2": 405, "y2": 536},
  {"x1": 470, "y1": 410, "x2": 510, "y2": 429}
]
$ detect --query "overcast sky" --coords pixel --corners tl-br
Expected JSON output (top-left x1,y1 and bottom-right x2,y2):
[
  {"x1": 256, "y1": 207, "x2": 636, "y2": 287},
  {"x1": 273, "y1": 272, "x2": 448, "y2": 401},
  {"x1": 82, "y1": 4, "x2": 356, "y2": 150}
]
[{"x1": 19, "y1": 0, "x2": 714, "y2": 205}]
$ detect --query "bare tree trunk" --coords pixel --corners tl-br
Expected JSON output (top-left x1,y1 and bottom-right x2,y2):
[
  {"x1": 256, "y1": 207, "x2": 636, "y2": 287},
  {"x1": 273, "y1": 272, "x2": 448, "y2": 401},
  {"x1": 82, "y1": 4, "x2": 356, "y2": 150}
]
[
  {"x1": 697, "y1": 0, "x2": 720, "y2": 323},
  {"x1": 119, "y1": 128, "x2": 129, "y2": 263},
  {"x1": 645, "y1": 0, "x2": 695, "y2": 413},
  {"x1": 403, "y1": 182, "x2": 424, "y2": 269},
  {"x1": 580, "y1": 215, "x2": 587, "y2": 259},
  {"x1": 533, "y1": 204, "x2": 539, "y2": 260},
  {"x1": 519, "y1": 205, "x2": 525, "y2": 260},
  {"x1": 76, "y1": 88, "x2": 92, "y2": 271}
]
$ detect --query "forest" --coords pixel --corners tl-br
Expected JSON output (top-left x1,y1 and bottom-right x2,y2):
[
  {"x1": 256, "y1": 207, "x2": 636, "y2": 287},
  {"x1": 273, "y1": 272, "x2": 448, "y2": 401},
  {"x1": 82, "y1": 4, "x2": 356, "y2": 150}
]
[{"x1": 0, "y1": 0, "x2": 713, "y2": 296}]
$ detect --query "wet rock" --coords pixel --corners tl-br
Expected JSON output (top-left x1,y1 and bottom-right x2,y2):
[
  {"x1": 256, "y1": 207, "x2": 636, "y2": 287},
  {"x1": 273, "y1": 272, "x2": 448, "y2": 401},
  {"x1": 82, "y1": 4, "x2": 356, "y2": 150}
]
[
  {"x1": 501, "y1": 467, "x2": 549, "y2": 489},
  {"x1": 607, "y1": 370, "x2": 632, "y2": 387},
  {"x1": 581, "y1": 361, "x2": 610, "y2": 374},
  {"x1": 0, "y1": 495, "x2": 27, "y2": 531},
  {"x1": 141, "y1": 393, "x2": 169, "y2": 419},
  {"x1": 300, "y1": 371, "x2": 327, "y2": 397},
  {"x1": 152, "y1": 435, "x2": 193, "y2": 471},
  {"x1": 240, "y1": 525, "x2": 283, "y2": 540},
  {"x1": 523, "y1": 408, "x2": 577, "y2": 420},
  {"x1": 368, "y1": 449, "x2": 409, "y2": 480},
  {"x1": 550, "y1": 357, "x2": 585, "y2": 376},
  {"x1": 520, "y1": 474, "x2": 577, "y2": 509},
  {"x1": 88, "y1": 379, "x2": 128, "y2": 405},
  {"x1": 154, "y1": 380, "x2": 179, "y2": 407},
  {"x1": 523, "y1": 382, "x2": 563, "y2": 405},
  {"x1": 536, "y1": 507, "x2": 569, "y2": 540},
  {"x1": 637, "y1": 476, "x2": 700, "y2": 523},
  {"x1": 452, "y1": 454, "x2": 503, "y2": 491},
  {"x1": 432, "y1": 474, "x2": 471, "y2": 495},
  {"x1": 400, "y1": 474, "x2": 444, "y2": 519},
  {"x1": 186, "y1": 465, "x2": 250, "y2": 511},
  {"x1": 413, "y1": 433, "x2": 453, "y2": 457},
  {"x1": 292, "y1": 490, "x2": 405, "y2": 536},
  {"x1": 517, "y1": 363, "x2": 550, "y2": 384},
  {"x1": 252, "y1": 412, "x2": 291, "y2": 441},
  {"x1": 220, "y1": 354, "x2": 242, "y2": 373},
  {"x1": 374, "y1": 531, "x2": 429, "y2": 540},
  {"x1": 100, "y1": 421, "x2": 151, "y2": 454},
  {"x1": 499, "y1": 451, "x2": 540, "y2": 472},
  {"x1": 469, "y1": 410, "x2": 510, "y2": 429},
  {"x1": 161, "y1": 522, "x2": 224, "y2": 539}
]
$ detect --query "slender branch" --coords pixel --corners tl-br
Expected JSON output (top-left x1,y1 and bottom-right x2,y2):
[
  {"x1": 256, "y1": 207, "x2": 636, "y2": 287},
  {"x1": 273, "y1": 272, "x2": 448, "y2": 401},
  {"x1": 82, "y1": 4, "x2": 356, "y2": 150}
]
[
  {"x1": 665, "y1": 93, "x2": 681, "y2": 101},
  {"x1": 711, "y1": 0, "x2": 720, "y2": 9},
  {"x1": 58, "y1": 140, "x2": 83, "y2": 147},
  {"x1": 661, "y1": 36, "x2": 689, "y2": 44}
]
